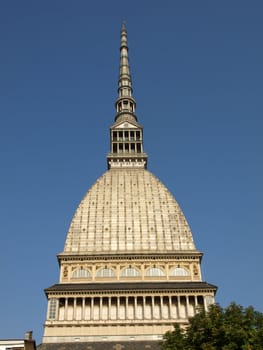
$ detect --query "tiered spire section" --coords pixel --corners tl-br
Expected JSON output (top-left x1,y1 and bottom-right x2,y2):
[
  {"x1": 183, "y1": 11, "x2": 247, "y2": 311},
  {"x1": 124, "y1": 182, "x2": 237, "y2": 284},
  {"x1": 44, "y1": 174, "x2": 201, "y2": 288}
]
[
  {"x1": 107, "y1": 23, "x2": 147, "y2": 169},
  {"x1": 115, "y1": 22, "x2": 137, "y2": 119}
]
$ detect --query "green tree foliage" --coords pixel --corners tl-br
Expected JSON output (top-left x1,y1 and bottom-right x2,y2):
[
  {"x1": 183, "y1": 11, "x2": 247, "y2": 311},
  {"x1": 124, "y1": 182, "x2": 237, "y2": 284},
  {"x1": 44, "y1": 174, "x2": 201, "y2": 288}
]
[
  {"x1": 163, "y1": 324, "x2": 185, "y2": 350},
  {"x1": 162, "y1": 303, "x2": 263, "y2": 350}
]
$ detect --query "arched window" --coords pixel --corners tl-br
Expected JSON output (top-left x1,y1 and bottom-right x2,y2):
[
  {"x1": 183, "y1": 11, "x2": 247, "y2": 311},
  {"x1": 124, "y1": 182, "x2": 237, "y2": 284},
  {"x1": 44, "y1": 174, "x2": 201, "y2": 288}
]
[
  {"x1": 96, "y1": 267, "x2": 115, "y2": 278},
  {"x1": 145, "y1": 267, "x2": 165, "y2": 277},
  {"x1": 121, "y1": 267, "x2": 140, "y2": 277},
  {"x1": 170, "y1": 267, "x2": 190, "y2": 277},
  {"x1": 72, "y1": 268, "x2": 91, "y2": 278}
]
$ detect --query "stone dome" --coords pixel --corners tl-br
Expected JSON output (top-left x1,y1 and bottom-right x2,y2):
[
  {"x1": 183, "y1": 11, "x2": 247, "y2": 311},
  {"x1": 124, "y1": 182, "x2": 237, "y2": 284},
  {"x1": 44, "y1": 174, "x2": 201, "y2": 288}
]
[{"x1": 64, "y1": 168, "x2": 196, "y2": 254}]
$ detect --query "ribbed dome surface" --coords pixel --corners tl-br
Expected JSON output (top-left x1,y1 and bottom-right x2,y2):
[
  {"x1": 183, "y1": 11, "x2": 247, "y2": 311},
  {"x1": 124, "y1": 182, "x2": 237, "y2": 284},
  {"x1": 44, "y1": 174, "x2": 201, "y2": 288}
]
[{"x1": 64, "y1": 168, "x2": 196, "y2": 254}]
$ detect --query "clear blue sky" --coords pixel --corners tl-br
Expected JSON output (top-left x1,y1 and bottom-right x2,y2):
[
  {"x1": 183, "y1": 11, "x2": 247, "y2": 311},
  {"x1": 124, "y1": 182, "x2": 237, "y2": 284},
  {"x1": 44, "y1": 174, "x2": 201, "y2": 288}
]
[{"x1": 0, "y1": 0, "x2": 262, "y2": 344}]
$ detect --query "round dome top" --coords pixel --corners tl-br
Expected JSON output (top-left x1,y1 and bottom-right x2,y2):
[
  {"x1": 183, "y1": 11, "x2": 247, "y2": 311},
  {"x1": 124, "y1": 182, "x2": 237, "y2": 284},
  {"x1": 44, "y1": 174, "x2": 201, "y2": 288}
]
[{"x1": 64, "y1": 168, "x2": 196, "y2": 254}]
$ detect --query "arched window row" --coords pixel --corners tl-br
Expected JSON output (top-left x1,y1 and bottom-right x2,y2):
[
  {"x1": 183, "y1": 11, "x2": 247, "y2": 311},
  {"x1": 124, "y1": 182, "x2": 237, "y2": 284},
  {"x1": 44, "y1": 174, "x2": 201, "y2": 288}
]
[{"x1": 71, "y1": 265, "x2": 191, "y2": 279}]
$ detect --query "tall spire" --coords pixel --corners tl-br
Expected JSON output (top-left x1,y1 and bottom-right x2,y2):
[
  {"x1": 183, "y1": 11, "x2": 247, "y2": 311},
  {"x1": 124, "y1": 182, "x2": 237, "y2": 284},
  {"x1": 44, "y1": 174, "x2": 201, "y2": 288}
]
[
  {"x1": 107, "y1": 23, "x2": 147, "y2": 169},
  {"x1": 115, "y1": 21, "x2": 137, "y2": 121}
]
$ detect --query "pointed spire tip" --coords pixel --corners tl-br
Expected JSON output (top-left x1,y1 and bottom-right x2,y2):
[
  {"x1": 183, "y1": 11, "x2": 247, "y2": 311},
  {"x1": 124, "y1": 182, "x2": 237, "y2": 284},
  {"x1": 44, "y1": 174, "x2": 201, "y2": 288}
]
[{"x1": 121, "y1": 20, "x2": 126, "y2": 31}]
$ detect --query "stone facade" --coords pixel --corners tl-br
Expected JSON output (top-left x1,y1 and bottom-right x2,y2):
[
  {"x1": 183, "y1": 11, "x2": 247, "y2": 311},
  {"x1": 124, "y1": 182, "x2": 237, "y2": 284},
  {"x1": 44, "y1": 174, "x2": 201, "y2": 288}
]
[{"x1": 40, "y1": 23, "x2": 217, "y2": 349}]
